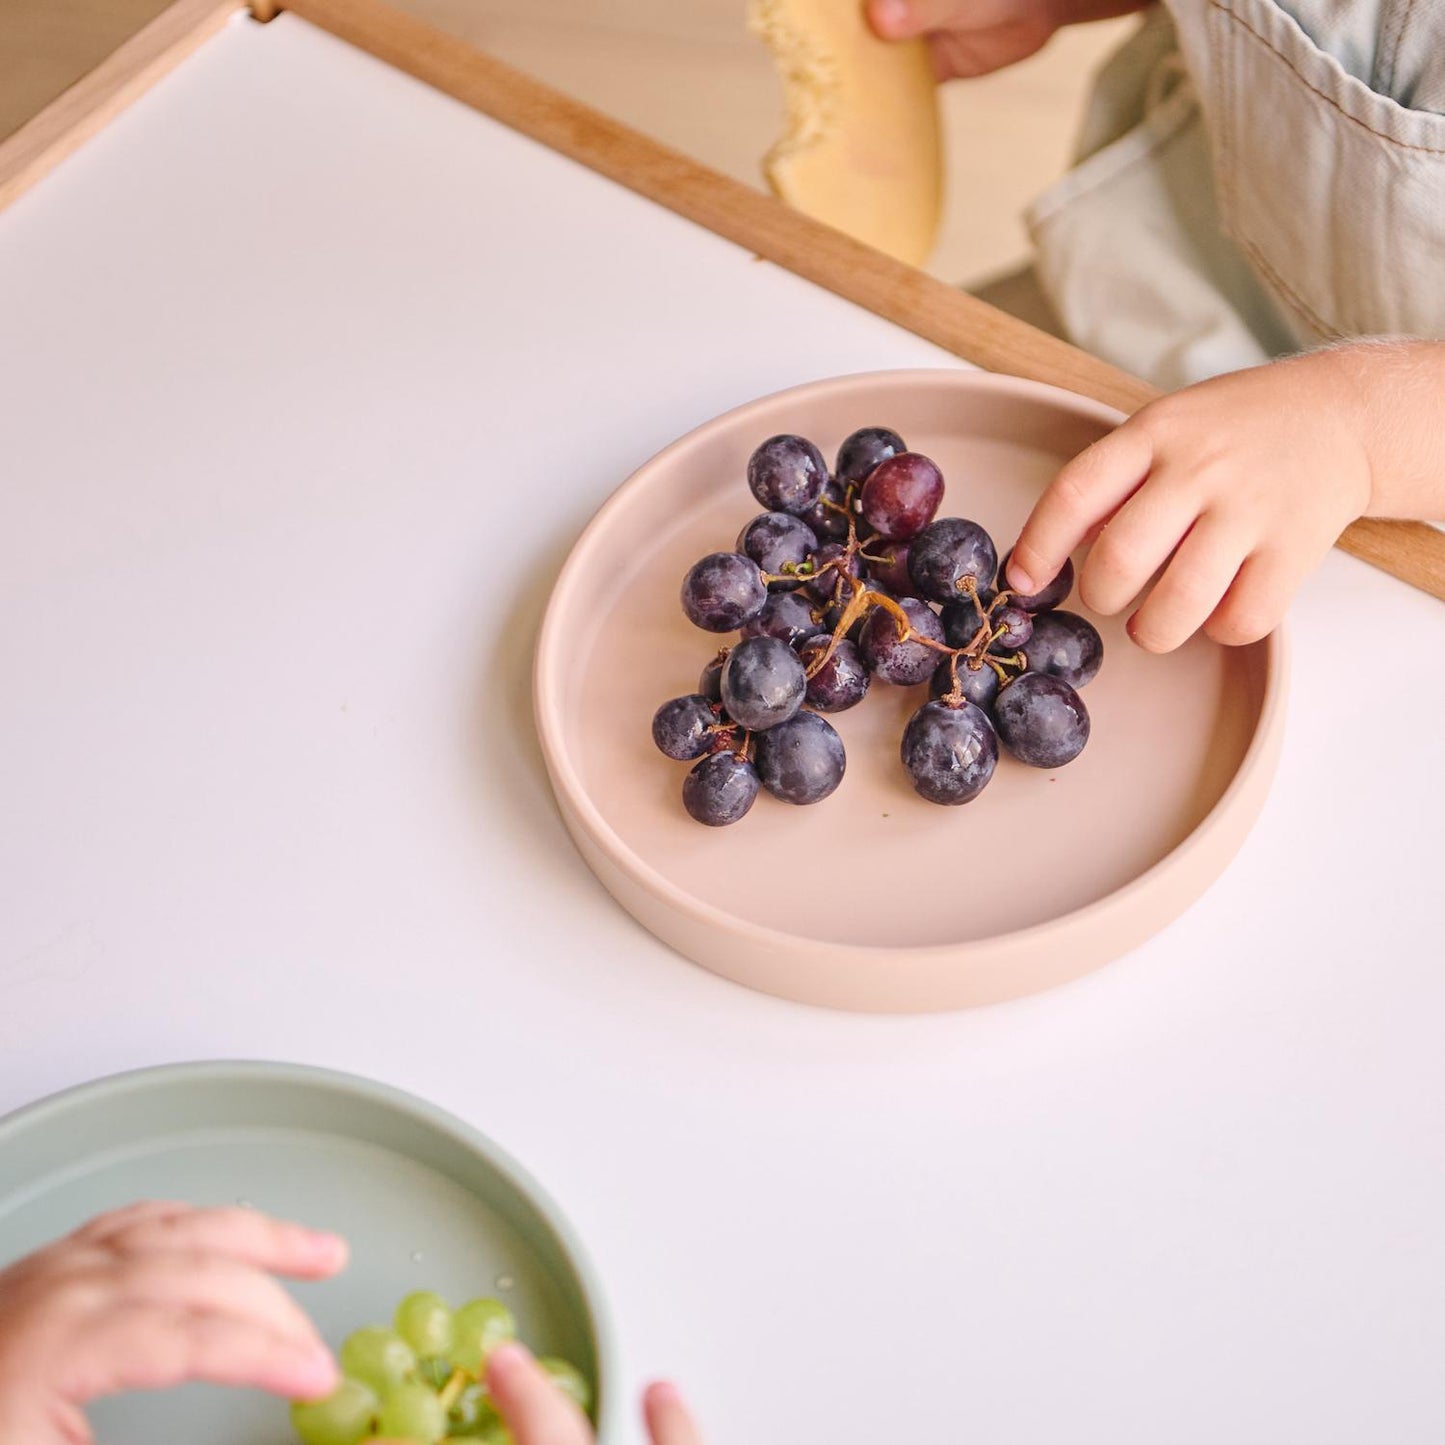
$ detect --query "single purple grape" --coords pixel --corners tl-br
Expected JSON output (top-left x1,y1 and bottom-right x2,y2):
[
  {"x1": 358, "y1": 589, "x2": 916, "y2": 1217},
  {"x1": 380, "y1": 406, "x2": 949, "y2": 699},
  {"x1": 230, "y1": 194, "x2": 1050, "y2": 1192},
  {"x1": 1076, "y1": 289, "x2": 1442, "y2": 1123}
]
[
  {"x1": 900, "y1": 699, "x2": 998, "y2": 805},
  {"x1": 990, "y1": 603, "x2": 1033, "y2": 650},
  {"x1": 858, "y1": 453, "x2": 945, "y2": 540},
  {"x1": 698, "y1": 650, "x2": 728, "y2": 702},
  {"x1": 907, "y1": 518, "x2": 998, "y2": 605},
  {"x1": 740, "y1": 590, "x2": 827, "y2": 649},
  {"x1": 651, "y1": 694, "x2": 719, "y2": 761},
  {"x1": 994, "y1": 672, "x2": 1090, "y2": 768},
  {"x1": 720, "y1": 635, "x2": 806, "y2": 731},
  {"x1": 999, "y1": 548, "x2": 1074, "y2": 612},
  {"x1": 835, "y1": 426, "x2": 906, "y2": 487},
  {"x1": 754, "y1": 711, "x2": 846, "y2": 805},
  {"x1": 747, "y1": 435, "x2": 829, "y2": 515},
  {"x1": 1020, "y1": 610, "x2": 1103, "y2": 689},
  {"x1": 683, "y1": 750, "x2": 760, "y2": 826},
  {"x1": 737, "y1": 512, "x2": 818, "y2": 590},
  {"x1": 681, "y1": 552, "x2": 768, "y2": 632},
  {"x1": 928, "y1": 656, "x2": 1000, "y2": 712},
  {"x1": 859, "y1": 596, "x2": 946, "y2": 686},
  {"x1": 939, "y1": 598, "x2": 990, "y2": 650},
  {"x1": 864, "y1": 540, "x2": 917, "y2": 598},
  {"x1": 800, "y1": 637, "x2": 871, "y2": 712},
  {"x1": 803, "y1": 543, "x2": 864, "y2": 603},
  {"x1": 800, "y1": 480, "x2": 850, "y2": 543}
]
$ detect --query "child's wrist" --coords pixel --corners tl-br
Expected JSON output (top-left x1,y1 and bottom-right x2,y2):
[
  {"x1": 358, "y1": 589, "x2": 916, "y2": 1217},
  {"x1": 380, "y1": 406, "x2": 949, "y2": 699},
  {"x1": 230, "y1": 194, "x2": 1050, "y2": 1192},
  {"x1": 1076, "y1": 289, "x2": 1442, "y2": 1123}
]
[{"x1": 1309, "y1": 339, "x2": 1445, "y2": 520}]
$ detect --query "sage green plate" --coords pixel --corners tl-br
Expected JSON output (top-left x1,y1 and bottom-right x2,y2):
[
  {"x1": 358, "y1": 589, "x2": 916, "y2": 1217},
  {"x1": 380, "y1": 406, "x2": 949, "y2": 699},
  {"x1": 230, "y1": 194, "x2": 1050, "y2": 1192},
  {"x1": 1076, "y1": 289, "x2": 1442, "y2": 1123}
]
[{"x1": 0, "y1": 1062, "x2": 619, "y2": 1442}]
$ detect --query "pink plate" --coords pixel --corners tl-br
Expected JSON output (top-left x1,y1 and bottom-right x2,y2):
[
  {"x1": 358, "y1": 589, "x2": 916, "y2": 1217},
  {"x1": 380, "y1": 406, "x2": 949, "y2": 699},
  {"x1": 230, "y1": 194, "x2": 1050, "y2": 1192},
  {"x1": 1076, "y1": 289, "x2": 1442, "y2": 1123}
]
[{"x1": 534, "y1": 370, "x2": 1285, "y2": 1012}]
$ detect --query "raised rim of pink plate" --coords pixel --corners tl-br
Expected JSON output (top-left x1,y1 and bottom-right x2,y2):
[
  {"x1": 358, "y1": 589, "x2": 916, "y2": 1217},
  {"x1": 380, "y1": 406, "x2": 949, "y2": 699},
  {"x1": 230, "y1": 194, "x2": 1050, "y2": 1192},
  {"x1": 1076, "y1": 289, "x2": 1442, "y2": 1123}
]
[{"x1": 534, "y1": 367, "x2": 1287, "y2": 972}]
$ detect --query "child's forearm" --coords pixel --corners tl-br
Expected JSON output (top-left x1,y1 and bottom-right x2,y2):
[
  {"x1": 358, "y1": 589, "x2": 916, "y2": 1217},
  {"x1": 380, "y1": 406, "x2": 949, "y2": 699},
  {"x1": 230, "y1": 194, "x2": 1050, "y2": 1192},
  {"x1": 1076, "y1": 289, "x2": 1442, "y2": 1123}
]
[{"x1": 1328, "y1": 339, "x2": 1445, "y2": 522}]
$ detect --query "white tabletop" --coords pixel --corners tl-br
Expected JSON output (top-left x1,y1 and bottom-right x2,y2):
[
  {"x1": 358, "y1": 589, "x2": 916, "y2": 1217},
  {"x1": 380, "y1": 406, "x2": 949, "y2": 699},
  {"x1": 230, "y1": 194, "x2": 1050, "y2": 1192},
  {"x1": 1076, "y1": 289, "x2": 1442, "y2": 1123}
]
[{"x1": 3, "y1": 12, "x2": 1444, "y2": 1442}]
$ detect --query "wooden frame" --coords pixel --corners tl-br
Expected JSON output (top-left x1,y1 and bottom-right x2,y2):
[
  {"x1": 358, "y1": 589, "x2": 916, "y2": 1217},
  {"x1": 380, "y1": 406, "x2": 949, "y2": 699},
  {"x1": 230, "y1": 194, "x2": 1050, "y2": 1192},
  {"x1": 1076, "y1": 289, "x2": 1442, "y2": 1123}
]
[{"x1": 2, "y1": 0, "x2": 1442, "y2": 600}]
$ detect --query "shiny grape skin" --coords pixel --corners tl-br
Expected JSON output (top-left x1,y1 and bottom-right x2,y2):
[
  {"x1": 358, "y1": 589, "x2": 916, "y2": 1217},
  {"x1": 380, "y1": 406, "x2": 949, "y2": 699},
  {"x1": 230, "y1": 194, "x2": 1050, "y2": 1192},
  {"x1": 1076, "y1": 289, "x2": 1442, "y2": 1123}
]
[
  {"x1": 803, "y1": 542, "x2": 864, "y2": 603},
  {"x1": 864, "y1": 540, "x2": 917, "y2": 598},
  {"x1": 994, "y1": 672, "x2": 1090, "y2": 768},
  {"x1": 858, "y1": 453, "x2": 945, "y2": 540},
  {"x1": 747, "y1": 435, "x2": 829, "y2": 515},
  {"x1": 800, "y1": 480, "x2": 851, "y2": 543},
  {"x1": 651, "y1": 694, "x2": 719, "y2": 760},
  {"x1": 683, "y1": 751, "x2": 761, "y2": 826},
  {"x1": 737, "y1": 512, "x2": 818, "y2": 589},
  {"x1": 999, "y1": 548, "x2": 1074, "y2": 612},
  {"x1": 939, "y1": 598, "x2": 991, "y2": 650},
  {"x1": 720, "y1": 635, "x2": 807, "y2": 730},
  {"x1": 929, "y1": 656, "x2": 1000, "y2": 712},
  {"x1": 835, "y1": 426, "x2": 906, "y2": 486},
  {"x1": 681, "y1": 552, "x2": 768, "y2": 632},
  {"x1": 1020, "y1": 610, "x2": 1104, "y2": 688},
  {"x1": 900, "y1": 700, "x2": 999, "y2": 805},
  {"x1": 800, "y1": 637, "x2": 871, "y2": 712},
  {"x1": 740, "y1": 590, "x2": 828, "y2": 649},
  {"x1": 859, "y1": 596, "x2": 947, "y2": 685},
  {"x1": 907, "y1": 517, "x2": 999, "y2": 605},
  {"x1": 698, "y1": 650, "x2": 728, "y2": 702},
  {"x1": 755, "y1": 711, "x2": 847, "y2": 805},
  {"x1": 991, "y1": 603, "x2": 1034, "y2": 650}
]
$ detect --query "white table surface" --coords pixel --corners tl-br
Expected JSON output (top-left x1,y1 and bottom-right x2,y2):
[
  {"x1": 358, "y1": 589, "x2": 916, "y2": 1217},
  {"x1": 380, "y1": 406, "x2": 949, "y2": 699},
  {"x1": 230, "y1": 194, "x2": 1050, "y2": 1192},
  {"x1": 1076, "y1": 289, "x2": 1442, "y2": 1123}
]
[{"x1": 3, "y1": 12, "x2": 1445, "y2": 1443}]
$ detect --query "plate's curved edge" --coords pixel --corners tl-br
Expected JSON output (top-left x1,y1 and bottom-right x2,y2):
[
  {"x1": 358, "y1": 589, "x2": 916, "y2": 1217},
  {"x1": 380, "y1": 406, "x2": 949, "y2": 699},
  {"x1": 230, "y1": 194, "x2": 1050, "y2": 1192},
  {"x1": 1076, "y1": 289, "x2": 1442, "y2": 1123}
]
[
  {"x1": 533, "y1": 367, "x2": 1288, "y2": 1008},
  {"x1": 0, "y1": 1060, "x2": 628, "y2": 1438}
]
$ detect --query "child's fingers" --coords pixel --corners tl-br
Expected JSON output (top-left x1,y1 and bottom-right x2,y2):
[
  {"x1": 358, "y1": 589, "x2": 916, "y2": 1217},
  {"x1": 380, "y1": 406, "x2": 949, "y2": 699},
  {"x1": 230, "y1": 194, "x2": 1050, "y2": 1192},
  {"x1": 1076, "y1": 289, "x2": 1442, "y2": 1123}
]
[
  {"x1": 73, "y1": 1200, "x2": 190, "y2": 1243},
  {"x1": 1203, "y1": 548, "x2": 1298, "y2": 646},
  {"x1": 643, "y1": 1381, "x2": 706, "y2": 1445},
  {"x1": 1076, "y1": 471, "x2": 1205, "y2": 616},
  {"x1": 109, "y1": 1252, "x2": 326, "y2": 1351},
  {"x1": 486, "y1": 1344, "x2": 594, "y2": 1445},
  {"x1": 69, "y1": 1304, "x2": 338, "y2": 1402},
  {"x1": 1009, "y1": 424, "x2": 1154, "y2": 599},
  {"x1": 868, "y1": 0, "x2": 950, "y2": 39},
  {"x1": 1125, "y1": 516, "x2": 1248, "y2": 652},
  {"x1": 106, "y1": 1206, "x2": 347, "y2": 1280}
]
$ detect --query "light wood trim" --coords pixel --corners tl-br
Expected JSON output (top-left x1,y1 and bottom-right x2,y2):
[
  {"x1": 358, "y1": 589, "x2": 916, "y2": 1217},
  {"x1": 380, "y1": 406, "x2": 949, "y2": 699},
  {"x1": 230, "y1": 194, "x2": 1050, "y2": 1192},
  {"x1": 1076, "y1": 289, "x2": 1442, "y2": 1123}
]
[
  {"x1": 0, "y1": 0, "x2": 242, "y2": 214},
  {"x1": 1336, "y1": 519, "x2": 1445, "y2": 598},
  {"x1": 274, "y1": 0, "x2": 1445, "y2": 603}
]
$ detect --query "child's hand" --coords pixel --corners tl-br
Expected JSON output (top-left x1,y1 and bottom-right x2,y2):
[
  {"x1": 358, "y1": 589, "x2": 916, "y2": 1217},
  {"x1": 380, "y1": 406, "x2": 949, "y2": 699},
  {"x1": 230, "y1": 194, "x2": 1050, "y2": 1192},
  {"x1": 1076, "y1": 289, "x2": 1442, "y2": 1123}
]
[
  {"x1": 868, "y1": 0, "x2": 1148, "y2": 79},
  {"x1": 485, "y1": 1343, "x2": 704, "y2": 1445},
  {"x1": 1006, "y1": 342, "x2": 1445, "y2": 652},
  {"x1": 0, "y1": 1202, "x2": 346, "y2": 1444}
]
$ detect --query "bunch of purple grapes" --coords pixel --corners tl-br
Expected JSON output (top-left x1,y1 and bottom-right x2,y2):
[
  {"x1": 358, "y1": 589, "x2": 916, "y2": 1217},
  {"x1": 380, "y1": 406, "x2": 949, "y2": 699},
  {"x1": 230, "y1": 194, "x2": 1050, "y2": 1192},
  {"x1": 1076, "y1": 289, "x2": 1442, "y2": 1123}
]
[{"x1": 651, "y1": 426, "x2": 1103, "y2": 825}]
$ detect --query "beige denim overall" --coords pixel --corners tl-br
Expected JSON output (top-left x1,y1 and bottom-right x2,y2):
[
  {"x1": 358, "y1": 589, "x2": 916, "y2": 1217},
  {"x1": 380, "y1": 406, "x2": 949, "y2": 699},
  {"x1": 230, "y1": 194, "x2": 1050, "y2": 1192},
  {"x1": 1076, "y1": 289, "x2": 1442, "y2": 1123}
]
[{"x1": 1028, "y1": 0, "x2": 1445, "y2": 388}]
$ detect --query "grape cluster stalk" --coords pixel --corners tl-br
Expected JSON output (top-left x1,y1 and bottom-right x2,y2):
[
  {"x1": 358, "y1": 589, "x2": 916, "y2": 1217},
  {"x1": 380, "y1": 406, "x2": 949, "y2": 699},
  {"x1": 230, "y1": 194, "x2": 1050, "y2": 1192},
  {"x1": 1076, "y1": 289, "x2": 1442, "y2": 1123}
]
[{"x1": 652, "y1": 427, "x2": 1103, "y2": 825}]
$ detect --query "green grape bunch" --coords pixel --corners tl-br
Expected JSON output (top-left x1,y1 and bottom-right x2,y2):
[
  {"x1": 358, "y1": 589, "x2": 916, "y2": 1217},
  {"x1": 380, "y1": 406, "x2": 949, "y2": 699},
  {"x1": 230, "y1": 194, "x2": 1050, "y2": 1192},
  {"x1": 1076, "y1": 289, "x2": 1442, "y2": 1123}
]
[{"x1": 289, "y1": 1290, "x2": 592, "y2": 1445}]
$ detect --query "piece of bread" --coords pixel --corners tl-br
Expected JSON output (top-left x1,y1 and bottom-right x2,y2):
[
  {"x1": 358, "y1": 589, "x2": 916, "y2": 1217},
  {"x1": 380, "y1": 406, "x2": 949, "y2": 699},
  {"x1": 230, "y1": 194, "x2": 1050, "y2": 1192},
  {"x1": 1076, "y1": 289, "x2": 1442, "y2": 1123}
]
[{"x1": 748, "y1": 0, "x2": 943, "y2": 267}]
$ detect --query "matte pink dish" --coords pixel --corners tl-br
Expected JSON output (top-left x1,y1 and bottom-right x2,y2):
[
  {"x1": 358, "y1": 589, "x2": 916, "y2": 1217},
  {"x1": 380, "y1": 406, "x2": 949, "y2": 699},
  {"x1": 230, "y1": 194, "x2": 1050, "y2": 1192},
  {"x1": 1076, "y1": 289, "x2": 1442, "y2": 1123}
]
[{"x1": 535, "y1": 370, "x2": 1286, "y2": 1012}]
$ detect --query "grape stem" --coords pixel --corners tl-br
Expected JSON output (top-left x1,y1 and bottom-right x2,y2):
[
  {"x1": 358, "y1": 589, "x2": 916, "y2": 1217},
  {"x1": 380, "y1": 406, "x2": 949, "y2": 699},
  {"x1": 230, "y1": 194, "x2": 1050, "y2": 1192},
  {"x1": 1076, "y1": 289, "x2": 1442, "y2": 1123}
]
[
  {"x1": 438, "y1": 1368, "x2": 469, "y2": 1412},
  {"x1": 770, "y1": 490, "x2": 1030, "y2": 690}
]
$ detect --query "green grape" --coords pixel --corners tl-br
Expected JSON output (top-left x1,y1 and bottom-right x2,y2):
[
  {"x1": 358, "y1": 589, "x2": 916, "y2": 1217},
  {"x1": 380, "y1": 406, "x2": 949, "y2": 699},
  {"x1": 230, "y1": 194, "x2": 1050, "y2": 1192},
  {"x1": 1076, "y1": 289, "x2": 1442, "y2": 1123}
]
[
  {"x1": 447, "y1": 1381, "x2": 505, "y2": 1438},
  {"x1": 290, "y1": 1378, "x2": 378, "y2": 1445},
  {"x1": 338, "y1": 1327, "x2": 416, "y2": 1399},
  {"x1": 376, "y1": 1380, "x2": 447, "y2": 1444},
  {"x1": 449, "y1": 1299, "x2": 516, "y2": 1372},
  {"x1": 416, "y1": 1355, "x2": 453, "y2": 1389},
  {"x1": 395, "y1": 1290, "x2": 454, "y2": 1359},
  {"x1": 537, "y1": 1358, "x2": 592, "y2": 1413}
]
